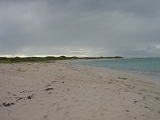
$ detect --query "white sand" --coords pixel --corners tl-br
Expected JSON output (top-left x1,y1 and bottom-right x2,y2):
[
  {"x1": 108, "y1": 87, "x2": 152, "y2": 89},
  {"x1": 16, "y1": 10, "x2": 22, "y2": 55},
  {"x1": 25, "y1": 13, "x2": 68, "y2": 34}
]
[{"x1": 0, "y1": 61, "x2": 160, "y2": 120}]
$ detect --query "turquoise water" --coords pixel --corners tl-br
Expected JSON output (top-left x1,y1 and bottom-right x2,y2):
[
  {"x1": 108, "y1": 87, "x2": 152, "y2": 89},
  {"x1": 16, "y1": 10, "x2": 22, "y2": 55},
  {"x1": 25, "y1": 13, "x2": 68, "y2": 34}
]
[{"x1": 75, "y1": 58, "x2": 160, "y2": 75}]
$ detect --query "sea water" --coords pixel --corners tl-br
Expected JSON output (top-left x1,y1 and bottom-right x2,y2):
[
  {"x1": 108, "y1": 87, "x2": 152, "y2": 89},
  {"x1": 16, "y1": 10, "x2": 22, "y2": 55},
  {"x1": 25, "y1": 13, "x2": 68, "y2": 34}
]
[{"x1": 74, "y1": 58, "x2": 160, "y2": 81}]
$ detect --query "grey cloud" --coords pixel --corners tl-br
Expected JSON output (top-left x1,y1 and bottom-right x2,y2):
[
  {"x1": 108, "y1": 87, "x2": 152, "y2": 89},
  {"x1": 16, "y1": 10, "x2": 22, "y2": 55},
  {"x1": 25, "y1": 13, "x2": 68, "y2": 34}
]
[
  {"x1": 47, "y1": 0, "x2": 160, "y2": 17},
  {"x1": 0, "y1": 0, "x2": 160, "y2": 57}
]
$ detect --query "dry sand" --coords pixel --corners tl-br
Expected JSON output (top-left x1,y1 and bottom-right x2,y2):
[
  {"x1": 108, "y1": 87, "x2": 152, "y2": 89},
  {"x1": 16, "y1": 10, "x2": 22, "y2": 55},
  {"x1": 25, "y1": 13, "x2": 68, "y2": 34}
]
[{"x1": 0, "y1": 61, "x2": 160, "y2": 120}]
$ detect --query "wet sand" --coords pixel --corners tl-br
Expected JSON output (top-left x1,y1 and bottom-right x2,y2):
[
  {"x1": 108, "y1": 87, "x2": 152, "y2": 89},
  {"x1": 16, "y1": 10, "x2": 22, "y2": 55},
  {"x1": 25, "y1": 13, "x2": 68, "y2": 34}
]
[{"x1": 0, "y1": 61, "x2": 160, "y2": 120}]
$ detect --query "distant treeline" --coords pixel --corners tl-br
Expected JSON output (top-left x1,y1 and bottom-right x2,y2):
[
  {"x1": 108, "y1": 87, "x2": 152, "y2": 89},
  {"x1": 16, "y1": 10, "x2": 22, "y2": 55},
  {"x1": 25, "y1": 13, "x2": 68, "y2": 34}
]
[
  {"x1": 82, "y1": 56, "x2": 123, "y2": 59},
  {"x1": 0, "y1": 56, "x2": 123, "y2": 63}
]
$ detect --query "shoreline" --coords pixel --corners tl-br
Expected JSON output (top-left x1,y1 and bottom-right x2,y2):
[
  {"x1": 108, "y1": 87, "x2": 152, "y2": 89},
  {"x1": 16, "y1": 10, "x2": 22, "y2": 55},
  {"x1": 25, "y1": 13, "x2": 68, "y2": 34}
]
[
  {"x1": 68, "y1": 61, "x2": 160, "y2": 84},
  {"x1": 118, "y1": 70, "x2": 160, "y2": 82},
  {"x1": 0, "y1": 62, "x2": 160, "y2": 120},
  {"x1": 69, "y1": 59, "x2": 160, "y2": 82}
]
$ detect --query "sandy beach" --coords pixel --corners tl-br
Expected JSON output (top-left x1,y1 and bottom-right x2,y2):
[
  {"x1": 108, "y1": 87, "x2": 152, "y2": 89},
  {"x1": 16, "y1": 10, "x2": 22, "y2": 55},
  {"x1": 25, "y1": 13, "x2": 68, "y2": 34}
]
[{"x1": 0, "y1": 61, "x2": 160, "y2": 120}]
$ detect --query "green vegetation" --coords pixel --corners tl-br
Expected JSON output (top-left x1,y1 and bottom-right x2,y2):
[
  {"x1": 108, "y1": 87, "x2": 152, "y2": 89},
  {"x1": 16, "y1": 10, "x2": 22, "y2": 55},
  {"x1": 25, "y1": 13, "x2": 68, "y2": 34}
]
[
  {"x1": 82, "y1": 56, "x2": 123, "y2": 59},
  {"x1": 0, "y1": 56, "x2": 123, "y2": 63}
]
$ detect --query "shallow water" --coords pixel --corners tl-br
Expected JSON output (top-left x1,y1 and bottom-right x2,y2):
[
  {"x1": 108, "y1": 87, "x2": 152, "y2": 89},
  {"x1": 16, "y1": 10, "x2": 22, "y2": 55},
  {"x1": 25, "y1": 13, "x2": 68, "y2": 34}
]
[{"x1": 74, "y1": 58, "x2": 160, "y2": 81}]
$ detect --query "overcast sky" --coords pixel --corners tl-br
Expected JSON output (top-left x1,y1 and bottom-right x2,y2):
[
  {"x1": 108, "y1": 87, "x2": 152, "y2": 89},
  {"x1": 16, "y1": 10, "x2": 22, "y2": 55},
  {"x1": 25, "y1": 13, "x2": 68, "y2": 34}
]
[{"x1": 0, "y1": 0, "x2": 160, "y2": 57}]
